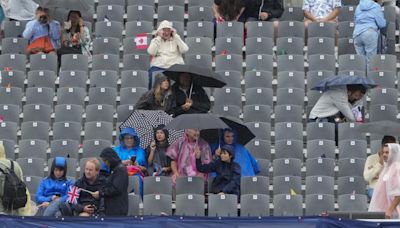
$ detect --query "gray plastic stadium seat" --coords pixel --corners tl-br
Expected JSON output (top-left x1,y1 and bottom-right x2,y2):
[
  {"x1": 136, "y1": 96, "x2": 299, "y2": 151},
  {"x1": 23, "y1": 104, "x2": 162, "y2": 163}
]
[
  {"x1": 246, "y1": 21, "x2": 274, "y2": 38},
  {"x1": 256, "y1": 159, "x2": 270, "y2": 176},
  {"x1": 121, "y1": 70, "x2": 148, "y2": 88},
  {"x1": 306, "y1": 140, "x2": 336, "y2": 159},
  {"x1": 27, "y1": 70, "x2": 56, "y2": 89},
  {"x1": 273, "y1": 176, "x2": 301, "y2": 195},
  {"x1": 18, "y1": 139, "x2": 47, "y2": 159},
  {"x1": 338, "y1": 38, "x2": 357, "y2": 55},
  {"x1": 158, "y1": 0, "x2": 185, "y2": 6},
  {"x1": 127, "y1": 0, "x2": 155, "y2": 5},
  {"x1": 117, "y1": 104, "x2": 135, "y2": 123},
  {"x1": 1, "y1": 38, "x2": 28, "y2": 54},
  {"x1": 88, "y1": 87, "x2": 117, "y2": 107},
  {"x1": 368, "y1": 71, "x2": 396, "y2": 88},
  {"x1": 369, "y1": 104, "x2": 398, "y2": 122},
  {"x1": 188, "y1": 6, "x2": 214, "y2": 21},
  {"x1": 144, "y1": 176, "x2": 172, "y2": 195},
  {"x1": 338, "y1": 54, "x2": 366, "y2": 72},
  {"x1": 278, "y1": 21, "x2": 304, "y2": 38},
  {"x1": 208, "y1": 194, "x2": 238, "y2": 217},
  {"x1": 305, "y1": 176, "x2": 334, "y2": 195},
  {"x1": 25, "y1": 87, "x2": 54, "y2": 107},
  {"x1": 243, "y1": 104, "x2": 271, "y2": 123},
  {"x1": 244, "y1": 71, "x2": 273, "y2": 89},
  {"x1": 306, "y1": 122, "x2": 335, "y2": 141},
  {"x1": 337, "y1": 176, "x2": 366, "y2": 195},
  {"x1": 185, "y1": 54, "x2": 212, "y2": 70},
  {"x1": 61, "y1": 54, "x2": 88, "y2": 72},
  {"x1": 54, "y1": 104, "x2": 83, "y2": 124},
  {"x1": 246, "y1": 37, "x2": 273, "y2": 55},
  {"x1": 273, "y1": 194, "x2": 303, "y2": 216},
  {"x1": 23, "y1": 104, "x2": 51, "y2": 123},
  {"x1": 215, "y1": 54, "x2": 242, "y2": 72},
  {"x1": 338, "y1": 123, "x2": 365, "y2": 141},
  {"x1": 84, "y1": 121, "x2": 113, "y2": 142},
  {"x1": 308, "y1": 22, "x2": 336, "y2": 38},
  {"x1": 275, "y1": 122, "x2": 303, "y2": 141},
  {"x1": 274, "y1": 140, "x2": 303, "y2": 160},
  {"x1": 56, "y1": 87, "x2": 86, "y2": 106},
  {"x1": 211, "y1": 105, "x2": 241, "y2": 119},
  {"x1": 175, "y1": 194, "x2": 205, "y2": 216},
  {"x1": 30, "y1": 54, "x2": 57, "y2": 73},
  {"x1": 339, "y1": 140, "x2": 367, "y2": 159},
  {"x1": 306, "y1": 158, "x2": 335, "y2": 177},
  {"x1": 16, "y1": 158, "x2": 45, "y2": 177},
  {"x1": 215, "y1": 37, "x2": 243, "y2": 55},
  {"x1": 0, "y1": 139, "x2": 15, "y2": 160},
  {"x1": 240, "y1": 194, "x2": 270, "y2": 217},
  {"x1": 0, "y1": 70, "x2": 25, "y2": 89},
  {"x1": 92, "y1": 54, "x2": 119, "y2": 72},
  {"x1": 143, "y1": 194, "x2": 172, "y2": 216},
  {"x1": 119, "y1": 87, "x2": 148, "y2": 105},
  {"x1": 246, "y1": 54, "x2": 273, "y2": 72},
  {"x1": 50, "y1": 139, "x2": 79, "y2": 158},
  {"x1": 0, "y1": 104, "x2": 20, "y2": 124},
  {"x1": 92, "y1": 37, "x2": 120, "y2": 55},
  {"x1": 370, "y1": 88, "x2": 397, "y2": 106},
  {"x1": 215, "y1": 71, "x2": 241, "y2": 88},
  {"x1": 305, "y1": 194, "x2": 334, "y2": 215},
  {"x1": 245, "y1": 122, "x2": 270, "y2": 141},
  {"x1": 277, "y1": 54, "x2": 304, "y2": 72},
  {"x1": 176, "y1": 176, "x2": 204, "y2": 195},
  {"x1": 85, "y1": 104, "x2": 114, "y2": 123},
  {"x1": 53, "y1": 122, "x2": 82, "y2": 141},
  {"x1": 273, "y1": 158, "x2": 302, "y2": 177},
  {"x1": 213, "y1": 87, "x2": 242, "y2": 107},
  {"x1": 82, "y1": 139, "x2": 112, "y2": 158},
  {"x1": 95, "y1": 21, "x2": 123, "y2": 40},
  {"x1": 217, "y1": 21, "x2": 244, "y2": 38},
  {"x1": 0, "y1": 54, "x2": 26, "y2": 72},
  {"x1": 98, "y1": 0, "x2": 125, "y2": 6},
  {"x1": 185, "y1": 37, "x2": 212, "y2": 55},
  {"x1": 279, "y1": 7, "x2": 304, "y2": 21},
  {"x1": 96, "y1": 4, "x2": 124, "y2": 23},
  {"x1": 338, "y1": 158, "x2": 366, "y2": 177},
  {"x1": 24, "y1": 176, "x2": 42, "y2": 194},
  {"x1": 123, "y1": 54, "x2": 150, "y2": 71},
  {"x1": 307, "y1": 70, "x2": 335, "y2": 89},
  {"x1": 125, "y1": 21, "x2": 153, "y2": 37},
  {"x1": 308, "y1": 54, "x2": 336, "y2": 72},
  {"x1": 90, "y1": 70, "x2": 118, "y2": 89},
  {"x1": 128, "y1": 193, "x2": 142, "y2": 216},
  {"x1": 369, "y1": 54, "x2": 397, "y2": 72},
  {"x1": 276, "y1": 37, "x2": 304, "y2": 55},
  {"x1": 338, "y1": 6, "x2": 356, "y2": 22},
  {"x1": 4, "y1": 20, "x2": 27, "y2": 37},
  {"x1": 186, "y1": 21, "x2": 214, "y2": 39},
  {"x1": 245, "y1": 139, "x2": 271, "y2": 160},
  {"x1": 241, "y1": 176, "x2": 269, "y2": 195},
  {"x1": 21, "y1": 121, "x2": 49, "y2": 142},
  {"x1": 274, "y1": 105, "x2": 303, "y2": 123},
  {"x1": 188, "y1": 0, "x2": 213, "y2": 7},
  {"x1": 158, "y1": 6, "x2": 184, "y2": 22},
  {"x1": 127, "y1": 5, "x2": 154, "y2": 22},
  {"x1": 58, "y1": 71, "x2": 88, "y2": 88},
  {"x1": 0, "y1": 122, "x2": 18, "y2": 142},
  {"x1": 245, "y1": 88, "x2": 273, "y2": 107},
  {"x1": 337, "y1": 194, "x2": 368, "y2": 211}
]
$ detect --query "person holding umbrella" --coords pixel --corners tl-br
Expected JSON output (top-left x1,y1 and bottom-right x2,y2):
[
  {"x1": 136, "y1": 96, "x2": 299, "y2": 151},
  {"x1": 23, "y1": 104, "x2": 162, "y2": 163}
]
[
  {"x1": 211, "y1": 128, "x2": 259, "y2": 177},
  {"x1": 170, "y1": 73, "x2": 211, "y2": 117},
  {"x1": 145, "y1": 124, "x2": 172, "y2": 176}
]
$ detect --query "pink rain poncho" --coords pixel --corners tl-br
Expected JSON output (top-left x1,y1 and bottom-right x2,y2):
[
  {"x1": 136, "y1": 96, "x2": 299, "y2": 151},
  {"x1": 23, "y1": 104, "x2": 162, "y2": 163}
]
[
  {"x1": 166, "y1": 133, "x2": 211, "y2": 179},
  {"x1": 369, "y1": 143, "x2": 400, "y2": 218}
]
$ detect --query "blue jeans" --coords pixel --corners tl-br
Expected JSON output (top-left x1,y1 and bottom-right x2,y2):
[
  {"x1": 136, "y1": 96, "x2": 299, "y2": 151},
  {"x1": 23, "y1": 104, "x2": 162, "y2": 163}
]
[
  {"x1": 367, "y1": 188, "x2": 374, "y2": 199},
  {"x1": 43, "y1": 199, "x2": 63, "y2": 216},
  {"x1": 354, "y1": 28, "x2": 379, "y2": 66}
]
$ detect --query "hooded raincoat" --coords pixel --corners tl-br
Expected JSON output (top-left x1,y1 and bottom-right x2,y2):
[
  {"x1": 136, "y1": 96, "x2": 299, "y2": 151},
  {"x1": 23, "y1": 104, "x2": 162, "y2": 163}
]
[{"x1": 114, "y1": 127, "x2": 146, "y2": 167}]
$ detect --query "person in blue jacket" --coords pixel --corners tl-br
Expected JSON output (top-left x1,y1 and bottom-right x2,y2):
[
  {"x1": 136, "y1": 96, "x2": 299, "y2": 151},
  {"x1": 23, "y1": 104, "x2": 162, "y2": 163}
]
[
  {"x1": 114, "y1": 127, "x2": 147, "y2": 196},
  {"x1": 196, "y1": 145, "x2": 241, "y2": 196},
  {"x1": 211, "y1": 128, "x2": 260, "y2": 177},
  {"x1": 353, "y1": 0, "x2": 386, "y2": 65},
  {"x1": 36, "y1": 157, "x2": 73, "y2": 216}
]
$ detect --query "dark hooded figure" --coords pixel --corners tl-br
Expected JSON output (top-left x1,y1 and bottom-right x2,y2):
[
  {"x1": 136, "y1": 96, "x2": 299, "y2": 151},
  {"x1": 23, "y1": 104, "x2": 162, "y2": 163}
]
[
  {"x1": 92, "y1": 148, "x2": 128, "y2": 216},
  {"x1": 195, "y1": 145, "x2": 241, "y2": 196},
  {"x1": 145, "y1": 124, "x2": 172, "y2": 176},
  {"x1": 134, "y1": 75, "x2": 176, "y2": 114}
]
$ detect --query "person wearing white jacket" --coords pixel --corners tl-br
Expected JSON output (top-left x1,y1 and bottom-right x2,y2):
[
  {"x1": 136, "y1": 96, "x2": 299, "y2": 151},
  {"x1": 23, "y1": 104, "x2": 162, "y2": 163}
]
[{"x1": 147, "y1": 20, "x2": 189, "y2": 88}]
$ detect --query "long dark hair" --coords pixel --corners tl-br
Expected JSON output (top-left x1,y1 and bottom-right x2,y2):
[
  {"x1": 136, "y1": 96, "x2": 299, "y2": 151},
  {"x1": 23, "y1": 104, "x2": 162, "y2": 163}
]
[
  {"x1": 218, "y1": 0, "x2": 244, "y2": 21},
  {"x1": 66, "y1": 10, "x2": 82, "y2": 33}
]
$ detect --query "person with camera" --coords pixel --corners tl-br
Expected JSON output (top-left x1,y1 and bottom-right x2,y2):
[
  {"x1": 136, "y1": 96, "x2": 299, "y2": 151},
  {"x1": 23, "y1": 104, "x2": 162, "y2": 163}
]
[
  {"x1": 147, "y1": 20, "x2": 189, "y2": 88},
  {"x1": 61, "y1": 158, "x2": 105, "y2": 217},
  {"x1": 23, "y1": 6, "x2": 61, "y2": 55}
]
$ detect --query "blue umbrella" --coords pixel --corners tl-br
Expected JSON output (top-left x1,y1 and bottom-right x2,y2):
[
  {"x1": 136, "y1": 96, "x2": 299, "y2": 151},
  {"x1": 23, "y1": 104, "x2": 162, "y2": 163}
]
[{"x1": 311, "y1": 75, "x2": 378, "y2": 92}]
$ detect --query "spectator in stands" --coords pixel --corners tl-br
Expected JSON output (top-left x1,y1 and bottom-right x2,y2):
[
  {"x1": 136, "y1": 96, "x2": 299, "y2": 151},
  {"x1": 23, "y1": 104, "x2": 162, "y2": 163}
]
[
  {"x1": 369, "y1": 143, "x2": 400, "y2": 219},
  {"x1": 23, "y1": 7, "x2": 60, "y2": 54},
  {"x1": 196, "y1": 145, "x2": 241, "y2": 196},
  {"x1": 0, "y1": 144, "x2": 33, "y2": 216},
  {"x1": 36, "y1": 157, "x2": 73, "y2": 216},
  {"x1": 353, "y1": 0, "x2": 386, "y2": 65},
  {"x1": 364, "y1": 136, "x2": 397, "y2": 199},
  {"x1": 212, "y1": 129, "x2": 259, "y2": 176},
  {"x1": 166, "y1": 129, "x2": 212, "y2": 182},
  {"x1": 92, "y1": 148, "x2": 128, "y2": 216},
  {"x1": 134, "y1": 75, "x2": 176, "y2": 115},
  {"x1": 146, "y1": 124, "x2": 172, "y2": 176},
  {"x1": 171, "y1": 73, "x2": 211, "y2": 117},
  {"x1": 309, "y1": 84, "x2": 366, "y2": 123},
  {"x1": 57, "y1": 10, "x2": 92, "y2": 69},
  {"x1": 147, "y1": 20, "x2": 188, "y2": 88},
  {"x1": 245, "y1": 0, "x2": 284, "y2": 22},
  {"x1": 61, "y1": 158, "x2": 105, "y2": 217},
  {"x1": 213, "y1": 0, "x2": 245, "y2": 22},
  {"x1": 114, "y1": 127, "x2": 146, "y2": 195}
]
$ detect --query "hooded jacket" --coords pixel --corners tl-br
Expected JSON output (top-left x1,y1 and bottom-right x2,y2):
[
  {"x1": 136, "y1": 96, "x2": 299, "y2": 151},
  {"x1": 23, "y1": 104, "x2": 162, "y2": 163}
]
[
  {"x1": 211, "y1": 129, "x2": 260, "y2": 176},
  {"x1": 353, "y1": 0, "x2": 386, "y2": 38},
  {"x1": 196, "y1": 145, "x2": 241, "y2": 195},
  {"x1": 36, "y1": 157, "x2": 73, "y2": 204},
  {"x1": 114, "y1": 128, "x2": 147, "y2": 167},
  {"x1": 0, "y1": 144, "x2": 32, "y2": 216},
  {"x1": 134, "y1": 75, "x2": 176, "y2": 114},
  {"x1": 171, "y1": 81, "x2": 211, "y2": 117},
  {"x1": 99, "y1": 147, "x2": 128, "y2": 216},
  {"x1": 147, "y1": 20, "x2": 189, "y2": 69}
]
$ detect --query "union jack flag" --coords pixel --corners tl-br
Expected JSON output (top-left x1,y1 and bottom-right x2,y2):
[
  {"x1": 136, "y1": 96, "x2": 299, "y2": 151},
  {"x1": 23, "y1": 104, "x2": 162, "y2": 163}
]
[{"x1": 67, "y1": 186, "x2": 80, "y2": 205}]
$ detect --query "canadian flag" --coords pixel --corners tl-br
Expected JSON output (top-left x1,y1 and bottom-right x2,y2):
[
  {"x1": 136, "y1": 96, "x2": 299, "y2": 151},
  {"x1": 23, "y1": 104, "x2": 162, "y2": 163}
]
[{"x1": 135, "y1": 33, "x2": 148, "y2": 50}]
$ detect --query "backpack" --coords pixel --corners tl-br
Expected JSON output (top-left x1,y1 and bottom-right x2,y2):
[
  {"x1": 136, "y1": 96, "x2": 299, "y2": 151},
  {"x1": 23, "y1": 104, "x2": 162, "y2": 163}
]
[{"x1": 0, "y1": 161, "x2": 28, "y2": 211}]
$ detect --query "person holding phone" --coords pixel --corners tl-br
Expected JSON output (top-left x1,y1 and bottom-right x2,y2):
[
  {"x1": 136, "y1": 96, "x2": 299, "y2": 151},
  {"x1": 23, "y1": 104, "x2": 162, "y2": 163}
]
[
  {"x1": 145, "y1": 124, "x2": 172, "y2": 176},
  {"x1": 36, "y1": 157, "x2": 73, "y2": 216}
]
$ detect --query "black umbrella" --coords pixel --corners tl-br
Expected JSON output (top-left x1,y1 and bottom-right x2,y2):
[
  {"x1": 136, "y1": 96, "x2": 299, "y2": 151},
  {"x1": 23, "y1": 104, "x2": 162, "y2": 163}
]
[
  {"x1": 164, "y1": 113, "x2": 229, "y2": 130},
  {"x1": 356, "y1": 120, "x2": 400, "y2": 136},
  {"x1": 163, "y1": 64, "x2": 226, "y2": 88},
  {"x1": 201, "y1": 116, "x2": 256, "y2": 146}
]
